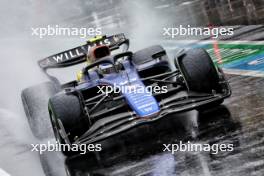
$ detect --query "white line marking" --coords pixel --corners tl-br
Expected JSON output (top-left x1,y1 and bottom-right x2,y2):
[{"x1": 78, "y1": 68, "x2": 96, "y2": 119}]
[
  {"x1": 0, "y1": 168, "x2": 11, "y2": 176},
  {"x1": 223, "y1": 68, "x2": 264, "y2": 77}
]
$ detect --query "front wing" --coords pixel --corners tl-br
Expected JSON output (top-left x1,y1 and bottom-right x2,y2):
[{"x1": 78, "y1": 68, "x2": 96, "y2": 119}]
[{"x1": 72, "y1": 70, "x2": 231, "y2": 145}]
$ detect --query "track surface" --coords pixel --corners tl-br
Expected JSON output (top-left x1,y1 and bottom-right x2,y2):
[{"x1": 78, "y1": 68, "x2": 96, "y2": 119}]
[{"x1": 1, "y1": 0, "x2": 264, "y2": 176}]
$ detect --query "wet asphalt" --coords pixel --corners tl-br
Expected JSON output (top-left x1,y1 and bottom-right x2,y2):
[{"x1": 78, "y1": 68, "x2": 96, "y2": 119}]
[{"x1": 1, "y1": 0, "x2": 264, "y2": 176}]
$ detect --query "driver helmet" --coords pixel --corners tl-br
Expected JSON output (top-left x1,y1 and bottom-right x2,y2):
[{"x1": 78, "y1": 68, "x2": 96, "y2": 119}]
[{"x1": 87, "y1": 45, "x2": 110, "y2": 63}]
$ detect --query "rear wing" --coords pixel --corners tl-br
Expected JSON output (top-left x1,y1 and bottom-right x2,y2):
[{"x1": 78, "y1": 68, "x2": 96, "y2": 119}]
[{"x1": 38, "y1": 33, "x2": 129, "y2": 69}]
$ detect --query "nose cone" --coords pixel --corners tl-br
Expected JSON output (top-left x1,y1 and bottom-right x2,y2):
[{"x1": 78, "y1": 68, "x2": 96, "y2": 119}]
[{"x1": 124, "y1": 89, "x2": 160, "y2": 118}]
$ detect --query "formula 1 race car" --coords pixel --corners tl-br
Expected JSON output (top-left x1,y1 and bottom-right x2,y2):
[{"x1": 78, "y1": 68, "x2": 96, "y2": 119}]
[{"x1": 21, "y1": 33, "x2": 231, "y2": 156}]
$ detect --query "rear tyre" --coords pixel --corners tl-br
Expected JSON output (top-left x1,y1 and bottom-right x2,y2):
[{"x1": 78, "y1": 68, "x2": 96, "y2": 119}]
[
  {"x1": 48, "y1": 92, "x2": 89, "y2": 155},
  {"x1": 21, "y1": 82, "x2": 59, "y2": 139},
  {"x1": 133, "y1": 45, "x2": 168, "y2": 64},
  {"x1": 175, "y1": 48, "x2": 221, "y2": 93},
  {"x1": 133, "y1": 45, "x2": 172, "y2": 78}
]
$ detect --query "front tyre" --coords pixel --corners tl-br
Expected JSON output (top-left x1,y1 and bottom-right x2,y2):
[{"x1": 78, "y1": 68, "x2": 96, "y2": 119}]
[
  {"x1": 175, "y1": 48, "x2": 224, "y2": 109},
  {"x1": 175, "y1": 48, "x2": 221, "y2": 93},
  {"x1": 48, "y1": 92, "x2": 89, "y2": 145}
]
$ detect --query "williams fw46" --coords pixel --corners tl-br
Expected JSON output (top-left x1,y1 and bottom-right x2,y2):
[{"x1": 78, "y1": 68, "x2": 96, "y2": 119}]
[{"x1": 21, "y1": 34, "x2": 231, "y2": 156}]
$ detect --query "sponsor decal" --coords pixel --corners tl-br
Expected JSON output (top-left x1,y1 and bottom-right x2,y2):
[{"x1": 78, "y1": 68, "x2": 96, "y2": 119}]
[
  {"x1": 52, "y1": 48, "x2": 83, "y2": 63},
  {"x1": 248, "y1": 57, "x2": 264, "y2": 66},
  {"x1": 51, "y1": 38, "x2": 111, "y2": 63}
]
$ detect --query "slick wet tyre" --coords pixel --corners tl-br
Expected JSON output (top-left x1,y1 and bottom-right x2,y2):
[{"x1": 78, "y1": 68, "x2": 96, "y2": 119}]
[
  {"x1": 133, "y1": 45, "x2": 168, "y2": 65},
  {"x1": 133, "y1": 45, "x2": 171, "y2": 78}
]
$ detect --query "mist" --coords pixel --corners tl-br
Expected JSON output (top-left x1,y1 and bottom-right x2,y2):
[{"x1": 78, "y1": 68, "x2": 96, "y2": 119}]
[{"x1": 0, "y1": 1, "x2": 86, "y2": 175}]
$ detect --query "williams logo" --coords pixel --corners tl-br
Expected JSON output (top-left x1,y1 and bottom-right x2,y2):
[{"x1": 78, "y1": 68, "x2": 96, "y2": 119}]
[
  {"x1": 50, "y1": 38, "x2": 111, "y2": 64},
  {"x1": 52, "y1": 49, "x2": 83, "y2": 63}
]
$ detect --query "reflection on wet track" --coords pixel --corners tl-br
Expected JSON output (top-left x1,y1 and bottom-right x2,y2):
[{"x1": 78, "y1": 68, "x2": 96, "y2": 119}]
[{"x1": 64, "y1": 74, "x2": 264, "y2": 176}]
